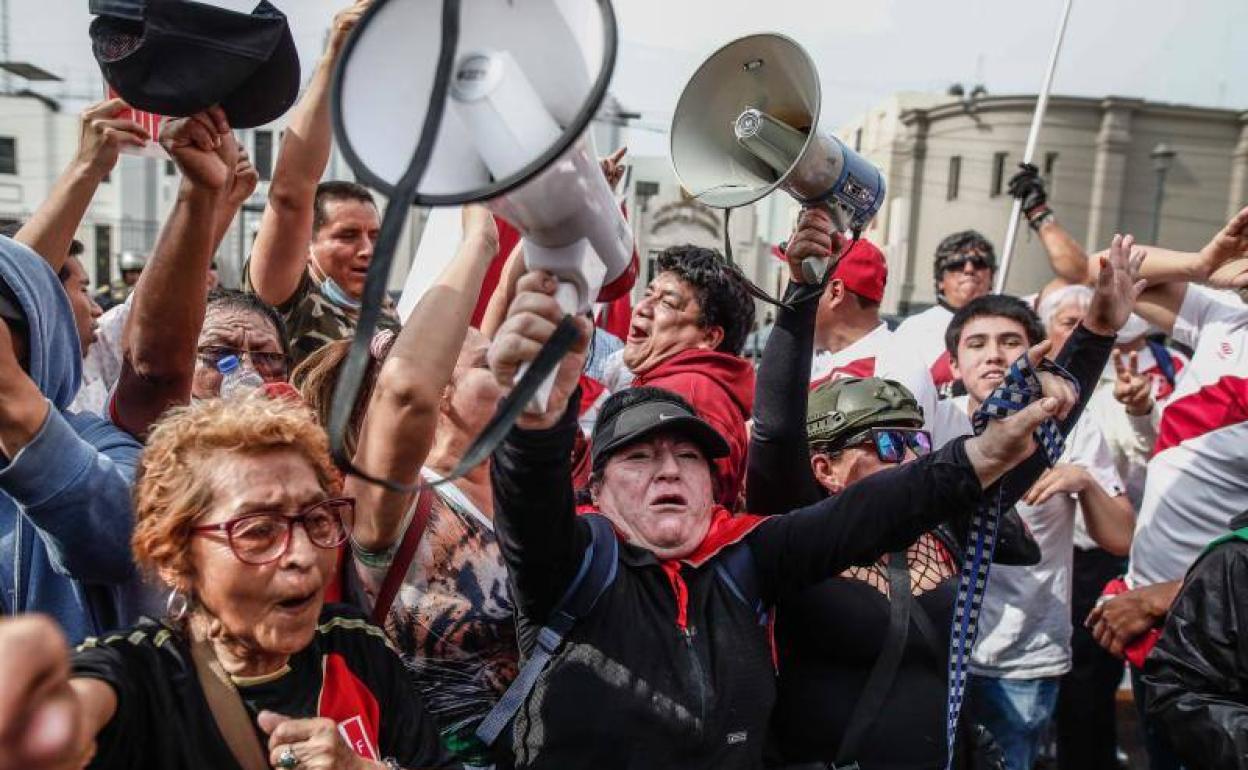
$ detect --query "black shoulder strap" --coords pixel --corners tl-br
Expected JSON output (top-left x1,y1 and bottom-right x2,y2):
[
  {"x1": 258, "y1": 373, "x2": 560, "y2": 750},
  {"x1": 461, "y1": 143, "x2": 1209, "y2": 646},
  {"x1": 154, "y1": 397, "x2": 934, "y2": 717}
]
[
  {"x1": 714, "y1": 541, "x2": 767, "y2": 625},
  {"x1": 475, "y1": 514, "x2": 619, "y2": 747},
  {"x1": 836, "y1": 552, "x2": 912, "y2": 765}
]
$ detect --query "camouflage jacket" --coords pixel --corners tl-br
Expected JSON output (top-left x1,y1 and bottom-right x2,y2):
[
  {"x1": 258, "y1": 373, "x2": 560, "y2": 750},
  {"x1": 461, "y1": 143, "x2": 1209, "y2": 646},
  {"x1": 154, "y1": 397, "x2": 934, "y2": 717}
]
[{"x1": 245, "y1": 264, "x2": 400, "y2": 368}]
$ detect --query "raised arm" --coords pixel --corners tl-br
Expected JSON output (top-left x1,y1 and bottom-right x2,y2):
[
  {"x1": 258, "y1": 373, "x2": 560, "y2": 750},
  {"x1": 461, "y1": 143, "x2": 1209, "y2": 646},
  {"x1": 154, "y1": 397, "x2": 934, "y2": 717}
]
[
  {"x1": 0, "y1": 315, "x2": 140, "y2": 585},
  {"x1": 247, "y1": 1, "x2": 369, "y2": 306},
  {"x1": 488, "y1": 271, "x2": 593, "y2": 622},
  {"x1": 1089, "y1": 208, "x2": 1248, "y2": 333},
  {"x1": 348, "y1": 207, "x2": 499, "y2": 551},
  {"x1": 1008, "y1": 163, "x2": 1089, "y2": 302},
  {"x1": 746, "y1": 207, "x2": 836, "y2": 515},
  {"x1": 112, "y1": 110, "x2": 236, "y2": 438},
  {"x1": 14, "y1": 100, "x2": 149, "y2": 272}
]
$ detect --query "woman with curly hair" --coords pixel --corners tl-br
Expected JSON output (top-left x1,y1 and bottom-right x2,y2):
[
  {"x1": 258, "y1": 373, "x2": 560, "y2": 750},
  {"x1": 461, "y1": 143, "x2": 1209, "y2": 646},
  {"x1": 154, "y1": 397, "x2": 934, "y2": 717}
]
[{"x1": 54, "y1": 395, "x2": 453, "y2": 769}]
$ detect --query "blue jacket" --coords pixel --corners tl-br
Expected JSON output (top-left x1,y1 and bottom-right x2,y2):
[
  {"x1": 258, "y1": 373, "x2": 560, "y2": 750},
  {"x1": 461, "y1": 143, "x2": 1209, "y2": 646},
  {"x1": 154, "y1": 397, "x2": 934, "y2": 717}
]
[{"x1": 0, "y1": 237, "x2": 144, "y2": 643}]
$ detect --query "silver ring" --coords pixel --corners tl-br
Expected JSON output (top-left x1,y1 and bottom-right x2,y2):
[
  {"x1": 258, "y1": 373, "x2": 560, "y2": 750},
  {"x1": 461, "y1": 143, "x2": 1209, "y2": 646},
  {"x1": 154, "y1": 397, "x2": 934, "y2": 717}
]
[{"x1": 277, "y1": 747, "x2": 299, "y2": 769}]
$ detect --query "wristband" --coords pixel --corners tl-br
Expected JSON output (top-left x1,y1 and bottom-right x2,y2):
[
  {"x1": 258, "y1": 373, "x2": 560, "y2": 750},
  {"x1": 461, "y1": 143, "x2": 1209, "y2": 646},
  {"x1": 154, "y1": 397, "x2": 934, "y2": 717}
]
[{"x1": 1024, "y1": 204, "x2": 1054, "y2": 230}]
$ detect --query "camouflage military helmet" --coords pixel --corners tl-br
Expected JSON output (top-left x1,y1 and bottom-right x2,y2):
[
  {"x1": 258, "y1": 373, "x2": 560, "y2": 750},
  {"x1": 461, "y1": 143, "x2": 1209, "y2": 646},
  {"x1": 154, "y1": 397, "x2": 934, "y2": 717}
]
[{"x1": 807, "y1": 376, "x2": 924, "y2": 449}]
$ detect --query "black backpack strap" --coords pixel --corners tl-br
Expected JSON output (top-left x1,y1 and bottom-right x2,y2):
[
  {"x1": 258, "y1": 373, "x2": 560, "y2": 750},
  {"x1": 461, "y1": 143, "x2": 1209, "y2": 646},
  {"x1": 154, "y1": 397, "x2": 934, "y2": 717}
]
[
  {"x1": 714, "y1": 540, "x2": 768, "y2": 625},
  {"x1": 836, "y1": 552, "x2": 912, "y2": 765},
  {"x1": 475, "y1": 514, "x2": 619, "y2": 747}
]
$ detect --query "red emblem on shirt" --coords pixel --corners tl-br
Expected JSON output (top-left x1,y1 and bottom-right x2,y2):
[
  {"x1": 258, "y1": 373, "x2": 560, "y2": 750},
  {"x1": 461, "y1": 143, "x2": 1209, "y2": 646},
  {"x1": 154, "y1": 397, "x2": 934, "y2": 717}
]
[{"x1": 318, "y1": 653, "x2": 381, "y2": 761}]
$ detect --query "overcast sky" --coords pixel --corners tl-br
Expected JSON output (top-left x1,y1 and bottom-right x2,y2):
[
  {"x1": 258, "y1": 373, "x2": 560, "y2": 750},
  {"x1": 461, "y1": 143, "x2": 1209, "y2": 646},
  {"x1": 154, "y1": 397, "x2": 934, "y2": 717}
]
[{"x1": 7, "y1": 0, "x2": 1246, "y2": 157}]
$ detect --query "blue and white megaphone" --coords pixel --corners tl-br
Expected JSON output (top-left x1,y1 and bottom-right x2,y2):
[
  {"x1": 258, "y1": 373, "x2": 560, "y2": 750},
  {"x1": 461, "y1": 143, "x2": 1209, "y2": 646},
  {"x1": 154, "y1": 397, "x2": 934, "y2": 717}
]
[
  {"x1": 670, "y1": 33, "x2": 885, "y2": 282},
  {"x1": 333, "y1": 0, "x2": 632, "y2": 411}
]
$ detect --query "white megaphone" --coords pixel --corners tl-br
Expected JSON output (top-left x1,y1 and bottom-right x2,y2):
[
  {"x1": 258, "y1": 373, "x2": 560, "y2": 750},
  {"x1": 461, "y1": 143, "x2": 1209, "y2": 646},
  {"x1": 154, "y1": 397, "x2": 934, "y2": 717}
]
[
  {"x1": 333, "y1": 0, "x2": 633, "y2": 411},
  {"x1": 670, "y1": 33, "x2": 886, "y2": 283}
]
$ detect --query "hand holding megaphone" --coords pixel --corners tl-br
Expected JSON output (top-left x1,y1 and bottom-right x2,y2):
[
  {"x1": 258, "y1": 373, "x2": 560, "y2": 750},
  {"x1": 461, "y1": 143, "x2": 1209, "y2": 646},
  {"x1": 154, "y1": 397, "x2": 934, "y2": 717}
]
[
  {"x1": 784, "y1": 207, "x2": 848, "y2": 285},
  {"x1": 489, "y1": 271, "x2": 593, "y2": 430}
]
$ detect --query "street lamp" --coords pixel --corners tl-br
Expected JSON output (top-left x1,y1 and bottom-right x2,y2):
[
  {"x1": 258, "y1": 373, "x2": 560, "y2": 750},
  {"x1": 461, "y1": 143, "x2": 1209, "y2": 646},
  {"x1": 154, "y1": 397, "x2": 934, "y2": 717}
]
[{"x1": 1150, "y1": 142, "x2": 1177, "y2": 244}]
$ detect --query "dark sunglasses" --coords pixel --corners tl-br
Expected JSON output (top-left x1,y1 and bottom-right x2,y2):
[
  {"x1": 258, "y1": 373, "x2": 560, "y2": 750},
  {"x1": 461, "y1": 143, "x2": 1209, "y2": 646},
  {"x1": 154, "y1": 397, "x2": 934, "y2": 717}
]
[
  {"x1": 197, "y1": 345, "x2": 290, "y2": 380},
  {"x1": 191, "y1": 498, "x2": 354, "y2": 566},
  {"x1": 823, "y1": 427, "x2": 932, "y2": 464},
  {"x1": 941, "y1": 255, "x2": 993, "y2": 273}
]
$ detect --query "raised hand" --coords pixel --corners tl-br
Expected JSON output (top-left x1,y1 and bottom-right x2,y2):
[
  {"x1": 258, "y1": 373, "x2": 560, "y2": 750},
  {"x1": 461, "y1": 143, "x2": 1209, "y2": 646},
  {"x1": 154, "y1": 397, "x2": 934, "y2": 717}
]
[
  {"x1": 1112, "y1": 349, "x2": 1153, "y2": 416},
  {"x1": 159, "y1": 107, "x2": 236, "y2": 192},
  {"x1": 783, "y1": 207, "x2": 845, "y2": 285},
  {"x1": 1083, "y1": 233, "x2": 1147, "y2": 337},
  {"x1": 224, "y1": 143, "x2": 260, "y2": 209},
  {"x1": 488, "y1": 270, "x2": 592, "y2": 430},
  {"x1": 73, "y1": 98, "x2": 151, "y2": 180},
  {"x1": 600, "y1": 146, "x2": 628, "y2": 191},
  {"x1": 326, "y1": 0, "x2": 373, "y2": 59},
  {"x1": 1199, "y1": 205, "x2": 1248, "y2": 290}
]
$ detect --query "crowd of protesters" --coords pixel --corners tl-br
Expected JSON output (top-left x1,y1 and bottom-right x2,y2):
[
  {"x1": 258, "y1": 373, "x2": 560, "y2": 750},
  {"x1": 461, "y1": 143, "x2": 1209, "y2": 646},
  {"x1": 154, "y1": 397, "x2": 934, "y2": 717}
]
[{"x1": 1, "y1": 4, "x2": 1248, "y2": 770}]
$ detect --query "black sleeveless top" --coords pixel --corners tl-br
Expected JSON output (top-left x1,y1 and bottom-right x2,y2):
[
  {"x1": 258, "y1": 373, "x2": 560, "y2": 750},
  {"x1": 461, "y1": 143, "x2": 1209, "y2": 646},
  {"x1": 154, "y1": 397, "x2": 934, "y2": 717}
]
[{"x1": 771, "y1": 535, "x2": 958, "y2": 770}]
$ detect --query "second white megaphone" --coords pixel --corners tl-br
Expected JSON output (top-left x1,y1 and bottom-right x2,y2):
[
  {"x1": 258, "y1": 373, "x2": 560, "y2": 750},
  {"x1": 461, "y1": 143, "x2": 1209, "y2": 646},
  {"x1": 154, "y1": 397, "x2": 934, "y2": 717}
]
[
  {"x1": 670, "y1": 33, "x2": 885, "y2": 281},
  {"x1": 333, "y1": 0, "x2": 633, "y2": 411}
]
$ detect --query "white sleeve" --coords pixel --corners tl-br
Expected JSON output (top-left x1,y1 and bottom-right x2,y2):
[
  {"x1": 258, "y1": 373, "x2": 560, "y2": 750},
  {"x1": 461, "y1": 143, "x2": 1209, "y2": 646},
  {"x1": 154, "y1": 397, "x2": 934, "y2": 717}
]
[
  {"x1": 1067, "y1": 417, "x2": 1126, "y2": 498},
  {"x1": 1171, "y1": 285, "x2": 1248, "y2": 349}
]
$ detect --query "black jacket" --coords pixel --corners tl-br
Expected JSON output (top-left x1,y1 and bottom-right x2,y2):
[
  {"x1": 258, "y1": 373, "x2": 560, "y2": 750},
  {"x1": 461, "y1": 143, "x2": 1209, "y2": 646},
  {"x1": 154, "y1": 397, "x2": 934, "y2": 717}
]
[
  {"x1": 1143, "y1": 510, "x2": 1248, "y2": 770},
  {"x1": 491, "y1": 393, "x2": 986, "y2": 770}
]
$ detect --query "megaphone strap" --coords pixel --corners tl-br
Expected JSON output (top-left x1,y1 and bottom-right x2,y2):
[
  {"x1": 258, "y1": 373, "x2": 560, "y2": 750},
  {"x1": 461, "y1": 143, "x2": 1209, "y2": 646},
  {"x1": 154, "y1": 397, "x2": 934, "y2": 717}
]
[
  {"x1": 720, "y1": 207, "x2": 826, "y2": 311},
  {"x1": 327, "y1": 0, "x2": 463, "y2": 493},
  {"x1": 943, "y1": 354, "x2": 1077, "y2": 769}
]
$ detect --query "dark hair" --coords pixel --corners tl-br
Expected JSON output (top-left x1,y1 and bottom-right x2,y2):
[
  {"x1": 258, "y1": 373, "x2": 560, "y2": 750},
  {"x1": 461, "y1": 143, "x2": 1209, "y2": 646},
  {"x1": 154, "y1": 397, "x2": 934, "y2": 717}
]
[
  {"x1": 933, "y1": 230, "x2": 996, "y2": 277},
  {"x1": 655, "y1": 245, "x2": 754, "y2": 355},
  {"x1": 313, "y1": 181, "x2": 377, "y2": 234},
  {"x1": 945, "y1": 294, "x2": 1046, "y2": 357},
  {"x1": 206, "y1": 288, "x2": 291, "y2": 360},
  {"x1": 2, "y1": 221, "x2": 85, "y2": 283},
  {"x1": 289, "y1": 338, "x2": 380, "y2": 457}
]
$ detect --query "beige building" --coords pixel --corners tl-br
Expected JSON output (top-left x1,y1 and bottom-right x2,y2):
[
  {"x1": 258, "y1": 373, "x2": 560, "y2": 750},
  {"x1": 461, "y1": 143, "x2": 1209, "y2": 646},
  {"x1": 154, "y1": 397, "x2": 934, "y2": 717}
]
[{"x1": 838, "y1": 93, "x2": 1248, "y2": 313}]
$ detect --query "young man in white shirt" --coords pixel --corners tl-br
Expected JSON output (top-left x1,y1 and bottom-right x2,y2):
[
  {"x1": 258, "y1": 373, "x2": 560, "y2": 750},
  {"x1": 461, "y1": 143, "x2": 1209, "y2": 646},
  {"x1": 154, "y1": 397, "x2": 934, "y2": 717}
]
[{"x1": 929, "y1": 294, "x2": 1134, "y2": 770}]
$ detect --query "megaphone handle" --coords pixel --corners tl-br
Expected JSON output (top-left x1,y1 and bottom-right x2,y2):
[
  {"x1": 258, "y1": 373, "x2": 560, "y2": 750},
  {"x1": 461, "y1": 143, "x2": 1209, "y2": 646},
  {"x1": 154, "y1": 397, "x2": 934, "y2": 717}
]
[{"x1": 518, "y1": 281, "x2": 584, "y2": 414}]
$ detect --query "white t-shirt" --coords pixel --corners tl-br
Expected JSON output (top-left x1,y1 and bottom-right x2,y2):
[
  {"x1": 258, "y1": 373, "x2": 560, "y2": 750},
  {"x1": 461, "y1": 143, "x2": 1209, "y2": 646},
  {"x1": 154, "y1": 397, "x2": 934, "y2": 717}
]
[
  {"x1": 809, "y1": 323, "x2": 891, "y2": 385},
  {"x1": 971, "y1": 413, "x2": 1124, "y2": 678},
  {"x1": 889, "y1": 304, "x2": 957, "y2": 396},
  {"x1": 1126, "y1": 286, "x2": 1248, "y2": 588}
]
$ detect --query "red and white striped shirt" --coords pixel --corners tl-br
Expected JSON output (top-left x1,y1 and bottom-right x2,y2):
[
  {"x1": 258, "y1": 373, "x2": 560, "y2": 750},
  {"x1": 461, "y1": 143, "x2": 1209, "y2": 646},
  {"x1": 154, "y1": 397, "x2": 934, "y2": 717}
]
[{"x1": 1127, "y1": 286, "x2": 1248, "y2": 587}]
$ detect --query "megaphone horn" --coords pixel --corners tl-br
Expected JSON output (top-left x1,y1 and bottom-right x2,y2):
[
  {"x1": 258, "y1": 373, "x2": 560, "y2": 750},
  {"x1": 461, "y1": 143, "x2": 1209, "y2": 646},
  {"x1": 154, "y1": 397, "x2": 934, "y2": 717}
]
[{"x1": 670, "y1": 33, "x2": 886, "y2": 282}]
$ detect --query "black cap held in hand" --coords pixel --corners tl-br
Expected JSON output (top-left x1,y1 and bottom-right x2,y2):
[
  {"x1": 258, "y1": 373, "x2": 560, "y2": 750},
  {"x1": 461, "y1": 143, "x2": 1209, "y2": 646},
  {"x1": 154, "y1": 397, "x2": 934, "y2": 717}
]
[{"x1": 90, "y1": 0, "x2": 300, "y2": 128}]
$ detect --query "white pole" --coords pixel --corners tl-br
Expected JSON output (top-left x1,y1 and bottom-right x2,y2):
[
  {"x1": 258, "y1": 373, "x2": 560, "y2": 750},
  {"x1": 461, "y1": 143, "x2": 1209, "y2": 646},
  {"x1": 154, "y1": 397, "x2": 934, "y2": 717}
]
[{"x1": 994, "y1": 0, "x2": 1075, "y2": 295}]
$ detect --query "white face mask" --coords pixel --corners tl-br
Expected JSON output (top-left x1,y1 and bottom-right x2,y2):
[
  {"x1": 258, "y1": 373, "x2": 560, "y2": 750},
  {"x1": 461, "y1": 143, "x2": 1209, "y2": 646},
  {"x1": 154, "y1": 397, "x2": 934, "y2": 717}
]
[{"x1": 309, "y1": 248, "x2": 361, "y2": 311}]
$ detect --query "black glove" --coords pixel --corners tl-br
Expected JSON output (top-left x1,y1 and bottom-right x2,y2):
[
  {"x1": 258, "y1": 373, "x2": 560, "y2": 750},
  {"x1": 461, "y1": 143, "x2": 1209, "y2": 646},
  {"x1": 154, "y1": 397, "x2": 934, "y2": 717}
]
[{"x1": 1007, "y1": 162, "x2": 1053, "y2": 229}]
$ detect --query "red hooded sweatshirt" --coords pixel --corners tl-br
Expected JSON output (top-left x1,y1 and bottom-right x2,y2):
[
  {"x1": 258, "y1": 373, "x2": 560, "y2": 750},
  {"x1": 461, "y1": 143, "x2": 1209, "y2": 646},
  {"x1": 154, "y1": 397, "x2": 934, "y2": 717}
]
[{"x1": 631, "y1": 348, "x2": 756, "y2": 509}]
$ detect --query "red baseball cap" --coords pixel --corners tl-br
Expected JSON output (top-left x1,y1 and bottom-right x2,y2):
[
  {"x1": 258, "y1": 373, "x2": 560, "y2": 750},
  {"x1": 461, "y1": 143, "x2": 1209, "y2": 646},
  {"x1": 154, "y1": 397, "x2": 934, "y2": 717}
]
[{"x1": 831, "y1": 239, "x2": 887, "y2": 304}]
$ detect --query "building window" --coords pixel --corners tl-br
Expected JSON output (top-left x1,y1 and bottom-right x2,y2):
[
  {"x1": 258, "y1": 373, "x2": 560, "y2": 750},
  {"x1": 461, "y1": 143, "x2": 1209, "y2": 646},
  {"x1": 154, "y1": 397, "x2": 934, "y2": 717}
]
[
  {"x1": 854, "y1": 127, "x2": 863, "y2": 152},
  {"x1": 1044, "y1": 151, "x2": 1059, "y2": 176},
  {"x1": 990, "y1": 152, "x2": 1007, "y2": 197},
  {"x1": 165, "y1": 159, "x2": 176, "y2": 176},
  {"x1": 94, "y1": 224, "x2": 112, "y2": 289},
  {"x1": 947, "y1": 155, "x2": 962, "y2": 201},
  {"x1": 254, "y1": 130, "x2": 273, "y2": 181},
  {"x1": 0, "y1": 137, "x2": 16, "y2": 175}
]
